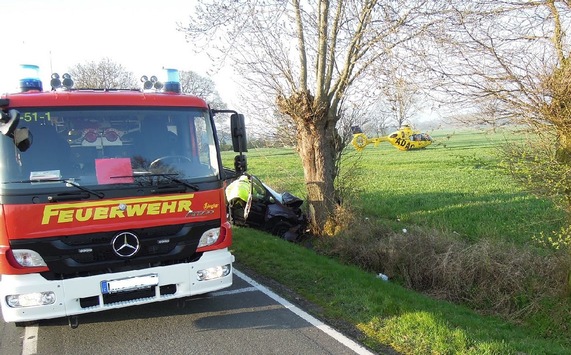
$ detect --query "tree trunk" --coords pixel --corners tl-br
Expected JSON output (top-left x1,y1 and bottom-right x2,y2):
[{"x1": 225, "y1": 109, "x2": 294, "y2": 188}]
[
  {"x1": 296, "y1": 117, "x2": 338, "y2": 235},
  {"x1": 277, "y1": 91, "x2": 339, "y2": 236},
  {"x1": 556, "y1": 133, "x2": 571, "y2": 165}
]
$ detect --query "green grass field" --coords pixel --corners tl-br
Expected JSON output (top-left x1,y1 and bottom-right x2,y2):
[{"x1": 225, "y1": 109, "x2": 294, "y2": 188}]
[
  {"x1": 223, "y1": 128, "x2": 571, "y2": 354},
  {"x1": 232, "y1": 128, "x2": 565, "y2": 245}
]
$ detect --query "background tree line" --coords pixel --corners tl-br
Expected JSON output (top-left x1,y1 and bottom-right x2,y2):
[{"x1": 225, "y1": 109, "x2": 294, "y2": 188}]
[{"x1": 67, "y1": 57, "x2": 226, "y2": 109}]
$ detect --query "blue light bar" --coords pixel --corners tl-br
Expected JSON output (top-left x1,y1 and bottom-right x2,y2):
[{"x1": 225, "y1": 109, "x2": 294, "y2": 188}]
[
  {"x1": 19, "y1": 64, "x2": 43, "y2": 92},
  {"x1": 163, "y1": 68, "x2": 180, "y2": 93}
]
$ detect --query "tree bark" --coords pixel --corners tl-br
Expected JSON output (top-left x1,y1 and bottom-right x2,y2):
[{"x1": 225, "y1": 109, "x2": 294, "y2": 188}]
[
  {"x1": 277, "y1": 90, "x2": 339, "y2": 235},
  {"x1": 296, "y1": 115, "x2": 338, "y2": 235}
]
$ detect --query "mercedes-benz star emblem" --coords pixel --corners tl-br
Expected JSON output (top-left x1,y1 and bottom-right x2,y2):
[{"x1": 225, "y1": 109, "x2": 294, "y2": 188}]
[{"x1": 112, "y1": 232, "x2": 140, "y2": 258}]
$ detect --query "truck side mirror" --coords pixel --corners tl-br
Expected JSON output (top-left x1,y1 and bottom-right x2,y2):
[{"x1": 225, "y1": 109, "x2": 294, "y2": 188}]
[
  {"x1": 0, "y1": 109, "x2": 20, "y2": 137},
  {"x1": 0, "y1": 109, "x2": 31, "y2": 152},
  {"x1": 231, "y1": 113, "x2": 248, "y2": 153},
  {"x1": 14, "y1": 128, "x2": 32, "y2": 152}
]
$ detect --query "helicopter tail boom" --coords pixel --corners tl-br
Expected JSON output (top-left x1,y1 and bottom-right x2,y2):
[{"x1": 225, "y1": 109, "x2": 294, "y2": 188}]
[{"x1": 351, "y1": 133, "x2": 389, "y2": 151}]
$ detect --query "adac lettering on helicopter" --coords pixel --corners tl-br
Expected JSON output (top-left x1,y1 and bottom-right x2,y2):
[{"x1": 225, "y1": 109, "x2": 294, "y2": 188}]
[{"x1": 394, "y1": 137, "x2": 415, "y2": 150}]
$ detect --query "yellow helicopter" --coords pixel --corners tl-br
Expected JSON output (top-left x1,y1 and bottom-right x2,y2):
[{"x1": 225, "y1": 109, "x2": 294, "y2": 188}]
[{"x1": 351, "y1": 124, "x2": 433, "y2": 151}]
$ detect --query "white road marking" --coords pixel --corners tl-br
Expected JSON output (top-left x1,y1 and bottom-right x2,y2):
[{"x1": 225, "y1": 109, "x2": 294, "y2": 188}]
[
  {"x1": 21, "y1": 269, "x2": 374, "y2": 355},
  {"x1": 210, "y1": 286, "x2": 258, "y2": 297},
  {"x1": 233, "y1": 268, "x2": 375, "y2": 355},
  {"x1": 22, "y1": 324, "x2": 38, "y2": 355}
]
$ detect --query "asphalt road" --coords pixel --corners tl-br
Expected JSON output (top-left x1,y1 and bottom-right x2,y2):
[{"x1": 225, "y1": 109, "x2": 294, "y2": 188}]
[{"x1": 0, "y1": 268, "x2": 374, "y2": 355}]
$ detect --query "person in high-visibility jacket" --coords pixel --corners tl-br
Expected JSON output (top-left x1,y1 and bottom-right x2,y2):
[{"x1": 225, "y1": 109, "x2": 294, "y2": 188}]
[
  {"x1": 225, "y1": 174, "x2": 252, "y2": 223},
  {"x1": 225, "y1": 174, "x2": 251, "y2": 203}
]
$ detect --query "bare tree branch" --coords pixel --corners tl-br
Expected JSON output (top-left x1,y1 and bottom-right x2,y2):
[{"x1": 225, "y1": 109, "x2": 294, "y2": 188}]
[{"x1": 68, "y1": 58, "x2": 137, "y2": 90}]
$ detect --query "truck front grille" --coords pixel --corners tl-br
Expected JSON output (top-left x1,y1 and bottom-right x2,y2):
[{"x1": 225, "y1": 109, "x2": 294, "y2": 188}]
[{"x1": 10, "y1": 220, "x2": 220, "y2": 280}]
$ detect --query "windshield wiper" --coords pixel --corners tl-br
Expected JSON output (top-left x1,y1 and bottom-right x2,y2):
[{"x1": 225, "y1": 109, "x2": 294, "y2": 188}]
[
  {"x1": 111, "y1": 173, "x2": 199, "y2": 192},
  {"x1": 59, "y1": 179, "x2": 105, "y2": 199},
  {"x1": 5, "y1": 178, "x2": 105, "y2": 201}
]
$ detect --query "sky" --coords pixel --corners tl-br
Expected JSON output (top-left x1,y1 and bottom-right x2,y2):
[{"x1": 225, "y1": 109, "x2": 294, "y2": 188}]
[{"x1": 0, "y1": 0, "x2": 238, "y2": 105}]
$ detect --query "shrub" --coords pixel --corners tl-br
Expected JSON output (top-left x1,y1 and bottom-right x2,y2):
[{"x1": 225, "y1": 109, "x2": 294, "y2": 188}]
[{"x1": 315, "y1": 209, "x2": 571, "y2": 333}]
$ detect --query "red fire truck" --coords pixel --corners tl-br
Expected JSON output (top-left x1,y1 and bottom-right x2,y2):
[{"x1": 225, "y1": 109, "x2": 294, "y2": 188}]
[{"x1": 0, "y1": 66, "x2": 248, "y2": 327}]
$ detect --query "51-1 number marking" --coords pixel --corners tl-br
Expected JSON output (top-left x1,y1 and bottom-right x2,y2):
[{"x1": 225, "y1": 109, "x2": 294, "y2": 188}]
[{"x1": 22, "y1": 112, "x2": 51, "y2": 122}]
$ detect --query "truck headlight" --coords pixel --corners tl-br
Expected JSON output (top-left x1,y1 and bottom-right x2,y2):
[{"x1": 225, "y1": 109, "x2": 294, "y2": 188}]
[
  {"x1": 196, "y1": 264, "x2": 231, "y2": 281},
  {"x1": 6, "y1": 292, "x2": 56, "y2": 308},
  {"x1": 197, "y1": 228, "x2": 221, "y2": 248},
  {"x1": 11, "y1": 249, "x2": 47, "y2": 267}
]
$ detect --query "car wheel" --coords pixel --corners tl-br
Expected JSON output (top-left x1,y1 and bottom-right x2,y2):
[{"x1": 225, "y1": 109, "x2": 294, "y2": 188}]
[{"x1": 271, "y1": 220, "x2": 294, "y2": 239}]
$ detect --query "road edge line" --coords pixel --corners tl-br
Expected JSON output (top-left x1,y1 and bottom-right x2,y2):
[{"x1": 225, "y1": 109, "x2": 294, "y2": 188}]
[
  {"x1": 233, "y1": 268, "x2": 375, "y2": 355},
  {"x1": 22, "y1": 324, "x2": 38, "y2": 355}
]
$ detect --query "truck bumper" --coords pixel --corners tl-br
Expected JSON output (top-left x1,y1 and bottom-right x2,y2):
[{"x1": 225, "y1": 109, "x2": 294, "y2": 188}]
[{"x1": 0, "y1": 248, "x2": 234, "y2": 323}]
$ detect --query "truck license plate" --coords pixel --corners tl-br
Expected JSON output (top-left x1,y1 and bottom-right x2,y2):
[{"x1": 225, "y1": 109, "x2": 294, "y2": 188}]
[{"x1": 101, "y1": 274, "x2": 159, "y2": 294}]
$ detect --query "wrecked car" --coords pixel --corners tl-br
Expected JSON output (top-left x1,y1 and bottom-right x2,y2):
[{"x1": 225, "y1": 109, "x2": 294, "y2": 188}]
[{"x1": 225, "y1": 174, "x2": 307, "y2": 241}]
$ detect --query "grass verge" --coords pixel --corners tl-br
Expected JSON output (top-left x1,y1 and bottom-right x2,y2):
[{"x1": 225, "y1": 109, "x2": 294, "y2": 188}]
[{"x1": 231, "y1": 227, "x2": 571, "y2": 354}]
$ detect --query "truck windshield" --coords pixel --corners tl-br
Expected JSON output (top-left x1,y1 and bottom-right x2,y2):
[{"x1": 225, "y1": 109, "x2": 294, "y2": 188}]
[{"x1": 0, "y1": 107, "x2": 220, "y2": 188}]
